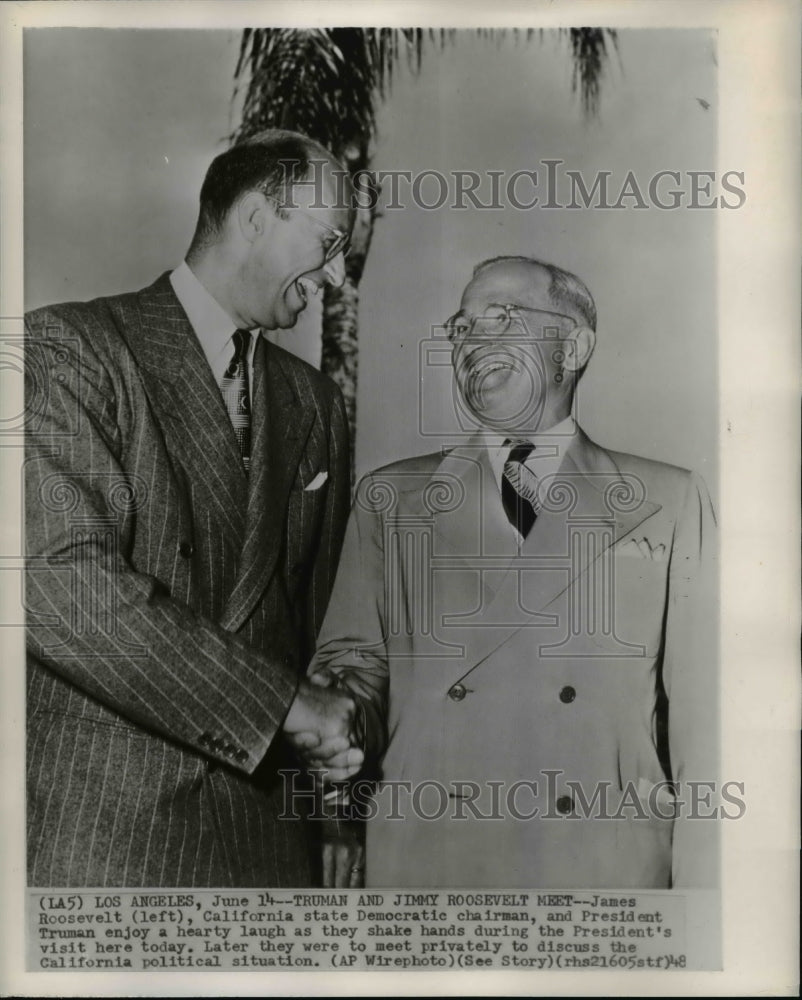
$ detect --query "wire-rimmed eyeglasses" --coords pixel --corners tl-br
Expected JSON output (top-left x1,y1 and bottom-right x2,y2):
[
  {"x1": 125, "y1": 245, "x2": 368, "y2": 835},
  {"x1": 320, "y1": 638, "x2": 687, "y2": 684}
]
[
  {"x1": 444, "y1": 303, "x2": 577, "y2": 343},
  {"x1": 260, "y1": 189, "x2": 350, "y2": 262}
]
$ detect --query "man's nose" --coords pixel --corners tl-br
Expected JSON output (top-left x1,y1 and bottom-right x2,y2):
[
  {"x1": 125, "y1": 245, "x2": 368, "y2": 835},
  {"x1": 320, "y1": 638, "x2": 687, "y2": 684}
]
[{"x1": 322, "y1": 251, "x2": 346, "y2": 289}]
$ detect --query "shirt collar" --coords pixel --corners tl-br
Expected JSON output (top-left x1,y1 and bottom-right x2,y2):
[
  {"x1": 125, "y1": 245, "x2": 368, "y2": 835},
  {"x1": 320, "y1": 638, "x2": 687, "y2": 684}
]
[
  {"x1": 484, "y1": 415, "x2": 577, "y2": 492},
  {"x1": 170, "y1": 261, "x2": 248, "y2": 385}
]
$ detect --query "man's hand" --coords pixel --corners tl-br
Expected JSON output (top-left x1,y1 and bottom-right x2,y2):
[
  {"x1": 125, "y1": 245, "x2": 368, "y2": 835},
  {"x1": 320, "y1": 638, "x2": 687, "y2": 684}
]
[
  {"x1": 322, "y1": 823, "x2": 366, "y2": 888},
  {"x1": 284, "y1": 673, "x2": 364, "y2": 782}
]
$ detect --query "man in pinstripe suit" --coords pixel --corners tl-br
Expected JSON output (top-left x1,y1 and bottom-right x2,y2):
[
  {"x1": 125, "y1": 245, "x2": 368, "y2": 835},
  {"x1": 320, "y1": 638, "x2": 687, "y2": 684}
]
[{"x1": 25, "y1": 130, "x2": 363, "y2": 887}]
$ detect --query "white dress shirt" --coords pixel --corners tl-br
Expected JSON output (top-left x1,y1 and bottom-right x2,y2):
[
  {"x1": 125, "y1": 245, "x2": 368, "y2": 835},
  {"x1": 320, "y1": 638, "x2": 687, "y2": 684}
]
[
  {"x1": 484, "y1": 415, "x2": 577, "y2": 539},
  {"x1": 170, "y1": 261, "x2": 258, "y2": 395}
]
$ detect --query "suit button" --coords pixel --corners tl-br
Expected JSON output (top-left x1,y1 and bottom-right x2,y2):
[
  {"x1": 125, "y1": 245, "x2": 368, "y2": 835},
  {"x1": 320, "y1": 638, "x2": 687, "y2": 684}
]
[
  {"x1": 211, "y1": 737, "x2": 225, "y2": 752},
  {"x1": 223, "y1": 743, "x2": 236, "y2": 758},
  {"x1": 559, "y1": 685, "x2": 576, "y2": 704},
  {"x1": 179, "y1": 541, "x2": 194, "y2": 558},
  {"x1": 235, "y1": 749, "x2": 249, "y2": 763},
  {"x1": 198, "y1": 732, "x2": 212, "y2": 747},
  {"x1": 556, "y1": 795, "x2": 574, "y2": 815},
  {"x1": 448, "y1": 684, "x2": 467, "y2": 702}
]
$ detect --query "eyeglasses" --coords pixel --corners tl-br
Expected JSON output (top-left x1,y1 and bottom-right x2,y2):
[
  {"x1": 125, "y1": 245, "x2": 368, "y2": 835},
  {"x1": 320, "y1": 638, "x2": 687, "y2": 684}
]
[
  {"x1": 444, "y1": 304, "x2": 577, "y2": 344},
  {"x1": 260, "y1": 190, "x2": 350, "y2": 262}
]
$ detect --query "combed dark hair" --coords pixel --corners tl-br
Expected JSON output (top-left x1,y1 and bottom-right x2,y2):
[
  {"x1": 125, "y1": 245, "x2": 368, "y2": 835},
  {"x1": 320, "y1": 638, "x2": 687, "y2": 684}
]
[
  {"x1": 472, "y1": 255, "x2": 597, "y2": 330},
  {"x1": 187, "y1": 129, "x2": 336, "y2": 257}
]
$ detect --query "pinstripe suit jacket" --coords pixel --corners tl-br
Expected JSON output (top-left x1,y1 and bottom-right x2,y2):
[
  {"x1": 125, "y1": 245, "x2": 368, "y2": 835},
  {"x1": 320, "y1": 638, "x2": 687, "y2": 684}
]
[{"x1": 25, "y1": 273, "x2": 350, "y2": 887}]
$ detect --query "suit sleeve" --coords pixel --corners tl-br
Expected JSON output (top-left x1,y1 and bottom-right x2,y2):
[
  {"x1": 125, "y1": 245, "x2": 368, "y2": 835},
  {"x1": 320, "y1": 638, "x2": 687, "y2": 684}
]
[
  {"x1": 663, "y1": 471, "x2": 719, "y2": 887},
  {"x1": 25, "y1": 314, "x2": 299, "y2": 775},
  {"x1": 301, "y1": 385, "x2": 351, "y2": 657},
  {"x1": 309, "y1": 472, "x2": 390, "y2": 766}
]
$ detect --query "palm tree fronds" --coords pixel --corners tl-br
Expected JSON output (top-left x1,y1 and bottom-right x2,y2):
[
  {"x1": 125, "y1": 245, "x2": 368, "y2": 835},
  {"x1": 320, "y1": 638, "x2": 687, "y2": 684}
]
[
  {"x1": 233, "y1": 28, "x2": 527, "y2": 157},
  {"x1": 566, "y1": 28, "x2": 618, "y2": 117}
]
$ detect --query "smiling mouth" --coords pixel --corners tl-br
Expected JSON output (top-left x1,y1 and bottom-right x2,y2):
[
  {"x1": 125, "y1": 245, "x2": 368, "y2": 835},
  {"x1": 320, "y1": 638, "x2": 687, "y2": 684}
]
[
  {"x1": 460, "y1": 348, "x2": 520, "y2": 380},
  {"x1": 474, "y1": 359, "x2": 516, "y2": 375},
  {"x1": 294, "y1": 277, "x2": 321, "y2": 307}
]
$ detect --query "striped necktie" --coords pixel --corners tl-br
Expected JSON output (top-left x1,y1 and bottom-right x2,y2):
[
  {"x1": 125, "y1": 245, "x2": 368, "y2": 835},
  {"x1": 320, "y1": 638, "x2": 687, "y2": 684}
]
[
  {"x1": 219, "y1": 328, "x2": 252, "y2": 474},
  {"x1": 501, "y1": 439, "x2": 540, "y2": 539}
]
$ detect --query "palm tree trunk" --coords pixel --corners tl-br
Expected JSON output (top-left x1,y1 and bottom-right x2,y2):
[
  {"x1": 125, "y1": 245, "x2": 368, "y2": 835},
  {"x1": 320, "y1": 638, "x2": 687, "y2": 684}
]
[
  {"x1": 321, "y1": 277, "x2": 359, "y2": 479},
  {"x1": 320, "y1": 176, "x2": 378, "y2": 485}
]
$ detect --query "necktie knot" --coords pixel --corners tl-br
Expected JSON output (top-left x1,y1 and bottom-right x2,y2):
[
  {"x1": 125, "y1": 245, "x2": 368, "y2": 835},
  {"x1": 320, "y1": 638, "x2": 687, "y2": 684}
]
[
  {"x1": 504, "y1": 438, "x2": 535, "y2": 464},
  {"x1": 226, "y1": 328, "x2": 251, "y2": 378}
]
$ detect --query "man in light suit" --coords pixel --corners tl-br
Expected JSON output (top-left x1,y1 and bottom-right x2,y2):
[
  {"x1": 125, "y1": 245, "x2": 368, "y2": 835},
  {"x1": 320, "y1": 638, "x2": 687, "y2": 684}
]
[
  {"x1": 25, "y1": 130, "x2": 364, "y2": 887},
  {"x1": 312, "y1": 255, "x2": 717, "y2": 888}
]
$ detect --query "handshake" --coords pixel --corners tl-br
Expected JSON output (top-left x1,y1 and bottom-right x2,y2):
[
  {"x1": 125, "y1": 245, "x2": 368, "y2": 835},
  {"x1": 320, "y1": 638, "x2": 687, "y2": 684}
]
[
  {"x1": 283, "y1": 666, "x2": 365, "y2": 784},
  {"x1": 284, "y1": 666, "x2": 367, "y2": 887}
]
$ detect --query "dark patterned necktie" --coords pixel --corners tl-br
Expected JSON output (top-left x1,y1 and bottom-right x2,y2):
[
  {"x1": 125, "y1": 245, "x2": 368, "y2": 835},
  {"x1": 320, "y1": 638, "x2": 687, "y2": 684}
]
[
  {"x1": 501, "y1": 440, "x2": 540, "y2": 539},
  {"x1": 219, "y1": 328, "x2": 251, "y2": 473}
]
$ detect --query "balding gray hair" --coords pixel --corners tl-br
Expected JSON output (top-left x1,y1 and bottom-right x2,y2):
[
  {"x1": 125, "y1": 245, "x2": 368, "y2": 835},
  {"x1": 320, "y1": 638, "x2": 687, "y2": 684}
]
[{"x1": 472, "y1": 255, "x2": 597, "y2": 330}]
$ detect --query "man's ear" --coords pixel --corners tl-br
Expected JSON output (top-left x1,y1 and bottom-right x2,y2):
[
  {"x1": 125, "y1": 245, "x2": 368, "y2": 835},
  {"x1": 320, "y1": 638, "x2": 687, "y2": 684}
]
[
  {"x1": 236, "y1": 191, "x2": 274, "y2": 244},
  {"x1": 562, "y1": 325, "x2": 596, "y2": 373}
]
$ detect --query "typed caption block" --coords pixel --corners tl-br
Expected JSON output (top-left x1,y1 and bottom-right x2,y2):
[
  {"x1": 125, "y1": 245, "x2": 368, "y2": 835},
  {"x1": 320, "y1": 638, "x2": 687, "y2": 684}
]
[{"x1": 28, "y1": 888, "x2": 706, "y2": 972}]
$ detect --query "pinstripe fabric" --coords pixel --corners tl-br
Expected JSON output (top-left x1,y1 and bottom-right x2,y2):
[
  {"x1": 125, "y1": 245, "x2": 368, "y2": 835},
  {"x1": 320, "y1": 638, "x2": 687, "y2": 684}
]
[{"x1": 25, "y1": 273, "x2": 350, "y2": 887}]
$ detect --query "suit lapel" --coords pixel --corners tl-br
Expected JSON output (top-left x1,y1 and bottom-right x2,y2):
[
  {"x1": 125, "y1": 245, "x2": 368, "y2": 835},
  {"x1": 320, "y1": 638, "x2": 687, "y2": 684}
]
[
  {"x1": 430, "y1": 441, "x2": 520, "y2": 570},
  {"x1": 425, "y1": 428, "x2": 662, "y2": 685},
  {"x1": 514, "y1": 427, "x2": 662, "y2": 606},
  {"x1": 419, "y1": 441, "x2": 524, "y2": 672},
  {"x1": 127, "y1": 274, "x2": 248, "y2": 547},
  {"x1": 220, "y1": 339, "x2": 315, "y2": 631},
  {"x1": 125, "y1": 275, "x2": 316, "y2": 631}
]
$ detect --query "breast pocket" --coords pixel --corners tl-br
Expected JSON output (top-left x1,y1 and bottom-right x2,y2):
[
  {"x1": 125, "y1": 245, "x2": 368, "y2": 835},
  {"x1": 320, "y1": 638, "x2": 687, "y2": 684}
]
[{"x1": 285, "y1": 468, "x2": 329, "y2": 574}]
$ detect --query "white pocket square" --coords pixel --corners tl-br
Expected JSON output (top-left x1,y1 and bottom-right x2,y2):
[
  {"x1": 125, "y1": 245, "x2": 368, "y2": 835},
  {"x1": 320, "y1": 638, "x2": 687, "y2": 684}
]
[
  {"x1": 619, "y1": 537, "x2": 666, "y2": 561},
  {"x1": 304, "y1": 471, "x2": 328, "y2": 492}
]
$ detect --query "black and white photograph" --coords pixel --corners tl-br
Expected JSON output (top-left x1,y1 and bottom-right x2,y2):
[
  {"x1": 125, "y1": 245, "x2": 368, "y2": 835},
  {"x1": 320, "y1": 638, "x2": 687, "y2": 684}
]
[{"x1": 1, "y1": 1, "x2": 798, "y2": 995}]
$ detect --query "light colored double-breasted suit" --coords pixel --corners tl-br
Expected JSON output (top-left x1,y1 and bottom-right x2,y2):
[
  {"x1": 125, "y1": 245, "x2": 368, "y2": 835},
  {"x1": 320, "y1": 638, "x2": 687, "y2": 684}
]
[
  {"x1": 313, "y1": 427, "x2": 717, "y2": 888},
  {"x1": 25, "y1": 273, "x2": 350, "y2": 887}
]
